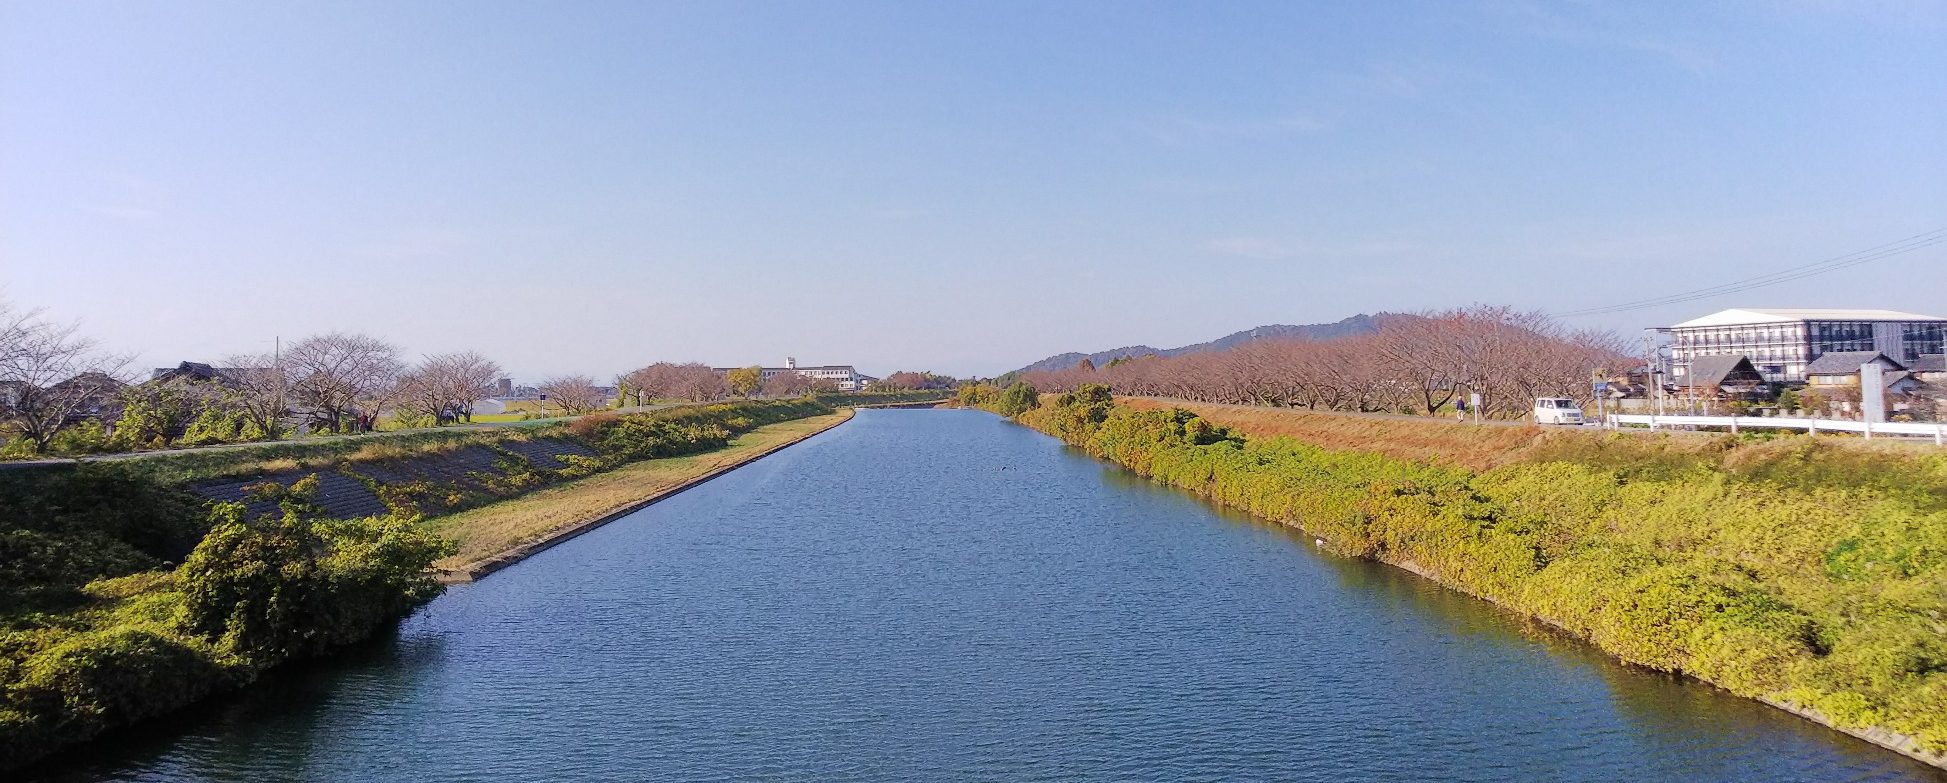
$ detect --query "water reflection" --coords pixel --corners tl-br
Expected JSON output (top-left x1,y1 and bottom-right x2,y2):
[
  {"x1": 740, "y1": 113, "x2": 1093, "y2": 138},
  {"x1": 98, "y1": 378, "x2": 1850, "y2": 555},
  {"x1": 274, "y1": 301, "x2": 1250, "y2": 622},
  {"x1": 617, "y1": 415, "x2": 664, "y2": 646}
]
[{"x1": 30, "y1": 410, "x2": 1946, "y2": 782}]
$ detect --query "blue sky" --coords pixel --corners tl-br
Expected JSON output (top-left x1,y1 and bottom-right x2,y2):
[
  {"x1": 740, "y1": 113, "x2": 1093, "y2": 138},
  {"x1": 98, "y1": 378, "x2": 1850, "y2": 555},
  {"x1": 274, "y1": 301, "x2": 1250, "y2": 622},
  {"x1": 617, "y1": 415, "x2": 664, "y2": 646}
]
[{"x1": 3, "y1": 1, "x2": 1943, "y2": 378}]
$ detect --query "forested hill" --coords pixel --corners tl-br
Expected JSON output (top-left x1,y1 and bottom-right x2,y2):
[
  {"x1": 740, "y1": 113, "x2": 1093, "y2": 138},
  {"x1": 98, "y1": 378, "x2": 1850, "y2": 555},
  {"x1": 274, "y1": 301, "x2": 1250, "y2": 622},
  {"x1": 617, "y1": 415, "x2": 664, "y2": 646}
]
[{"x1": 1011, "y1": 314, "x2": 1386, "y2": 375}]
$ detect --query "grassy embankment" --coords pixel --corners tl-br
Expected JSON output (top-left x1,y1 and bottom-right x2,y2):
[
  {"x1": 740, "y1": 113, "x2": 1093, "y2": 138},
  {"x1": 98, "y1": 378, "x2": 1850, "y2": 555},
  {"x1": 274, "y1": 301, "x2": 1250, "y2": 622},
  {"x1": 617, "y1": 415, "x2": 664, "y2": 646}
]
[
  {"x1": 431, "y1": 411, "x2": 852, "y2": 576},
  {"x1": 979, "y1": 386, "x2": 1947, "y2": 768},
  {"x1": 1, "y1": 392, "x2": 936, "y2": 772}
]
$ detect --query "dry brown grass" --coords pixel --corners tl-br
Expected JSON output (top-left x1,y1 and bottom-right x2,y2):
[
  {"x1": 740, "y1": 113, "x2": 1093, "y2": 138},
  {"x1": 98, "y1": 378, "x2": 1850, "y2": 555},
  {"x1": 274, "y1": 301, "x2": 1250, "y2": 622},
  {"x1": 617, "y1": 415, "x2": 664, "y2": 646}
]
[
  {"x1": 1117, "y1": 397, "x2": 1577, "y2": 470},
  {"x1": 429, "y1": 412, "x2": 851, "y2": 571},
  {"x1": 1118, "y1": 397, "x2": 1947, "y2": 479}
]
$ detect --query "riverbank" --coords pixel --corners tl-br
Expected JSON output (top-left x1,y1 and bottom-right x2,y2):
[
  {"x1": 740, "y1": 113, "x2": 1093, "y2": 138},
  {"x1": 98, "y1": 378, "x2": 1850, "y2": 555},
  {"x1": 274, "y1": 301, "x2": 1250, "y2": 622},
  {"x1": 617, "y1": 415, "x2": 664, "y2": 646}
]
[
  {"x1": 1, "y1": 396, "x2": 932, "y2": 773},
  {"x1": 432, "y1": 411, "x2": 853, "y2": 581},
  {"x1": 991, "y1": 386, "x2": 1947, "y2": 770}
]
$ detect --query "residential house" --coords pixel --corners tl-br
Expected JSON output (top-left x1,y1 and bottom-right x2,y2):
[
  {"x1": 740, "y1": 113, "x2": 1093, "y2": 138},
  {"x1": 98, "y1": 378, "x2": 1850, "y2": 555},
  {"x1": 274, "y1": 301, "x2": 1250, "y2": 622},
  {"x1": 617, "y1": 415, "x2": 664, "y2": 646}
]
[
  {"x1": 1804, "y1": 351, "x2": 1911, "y2": 389},
  {"x1": 46, "y1": 372, "x2": 128, "y2": 423},
  {"x1": 1674, "y1": 355, "x2": 1767, "y2": 400},
  {"x1": 1802, "y1": 351, "x2": 1922, "y2": 418},
  {"x1": 1911, "y1": 354, "x2": 1946, "y2": 383}
]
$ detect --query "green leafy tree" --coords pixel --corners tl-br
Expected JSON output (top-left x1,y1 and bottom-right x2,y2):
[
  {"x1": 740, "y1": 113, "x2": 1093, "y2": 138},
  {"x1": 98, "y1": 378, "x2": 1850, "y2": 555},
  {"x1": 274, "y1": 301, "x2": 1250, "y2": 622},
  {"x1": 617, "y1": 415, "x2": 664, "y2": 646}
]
[
  {"x1": 726, "y1": 365, "x2": 764, "y2": 397},
  {"x1": 996, "y1": 381, "x2": 1040, "y2": 417}
]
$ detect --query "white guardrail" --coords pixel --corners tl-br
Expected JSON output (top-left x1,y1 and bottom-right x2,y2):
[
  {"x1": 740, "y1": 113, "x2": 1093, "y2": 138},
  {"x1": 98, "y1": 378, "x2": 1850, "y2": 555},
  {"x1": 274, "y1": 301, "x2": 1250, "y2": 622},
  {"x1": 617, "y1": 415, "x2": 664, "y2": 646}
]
[{"x1": 1607, "y1": 414, "x2": 1947, "y2": 444}]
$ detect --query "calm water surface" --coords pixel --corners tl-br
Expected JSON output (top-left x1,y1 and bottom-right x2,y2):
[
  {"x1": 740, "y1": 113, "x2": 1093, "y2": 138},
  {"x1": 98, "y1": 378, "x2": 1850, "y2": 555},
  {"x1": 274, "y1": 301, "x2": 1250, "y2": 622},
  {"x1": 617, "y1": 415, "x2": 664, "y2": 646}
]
[{"x1": 33, "y1": 409, "x2": 1946, "y2": 782}]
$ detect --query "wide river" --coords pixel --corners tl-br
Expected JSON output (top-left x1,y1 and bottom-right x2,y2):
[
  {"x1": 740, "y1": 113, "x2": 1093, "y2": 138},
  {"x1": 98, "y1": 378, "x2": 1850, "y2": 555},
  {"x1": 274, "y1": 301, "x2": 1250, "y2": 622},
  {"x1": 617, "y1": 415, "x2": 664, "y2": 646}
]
[{"x1": 35, "y1": 409, "x2": 1945, "y2": 782}]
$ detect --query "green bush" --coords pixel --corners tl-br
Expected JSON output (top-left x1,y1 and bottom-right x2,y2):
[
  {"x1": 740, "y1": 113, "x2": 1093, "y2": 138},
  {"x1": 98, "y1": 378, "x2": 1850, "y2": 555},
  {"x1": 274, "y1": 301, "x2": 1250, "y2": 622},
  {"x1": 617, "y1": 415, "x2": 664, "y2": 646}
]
[
  {"x1": 176, "y1": 479, "x2": 451, "y2": 664},
  {"x1": 0, "y1": 467, "x2": 207, "y2": 613}
]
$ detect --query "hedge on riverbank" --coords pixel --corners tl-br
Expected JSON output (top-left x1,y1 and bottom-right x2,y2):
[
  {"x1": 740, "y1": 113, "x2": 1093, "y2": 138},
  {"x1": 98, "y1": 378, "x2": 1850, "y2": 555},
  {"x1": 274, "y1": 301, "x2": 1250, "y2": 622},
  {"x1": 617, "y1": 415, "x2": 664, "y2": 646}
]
[
  {"x1": 0, "y1": 478, "x2": 451, "y2": 771},
  {"x1": 1010, "y1": 386, "x2": 1947, "y2": 759},
  {"x1": 0, "y1": 397, "x2": 875, "y2": 772}
]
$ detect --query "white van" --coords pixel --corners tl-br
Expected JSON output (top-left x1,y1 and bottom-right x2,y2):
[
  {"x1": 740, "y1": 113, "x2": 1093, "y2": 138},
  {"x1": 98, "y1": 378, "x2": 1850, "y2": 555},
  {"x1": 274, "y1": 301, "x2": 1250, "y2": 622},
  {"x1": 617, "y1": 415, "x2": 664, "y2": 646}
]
[{"x1": 1532, "y1": 397, "x2": 1584, "y2": 425}]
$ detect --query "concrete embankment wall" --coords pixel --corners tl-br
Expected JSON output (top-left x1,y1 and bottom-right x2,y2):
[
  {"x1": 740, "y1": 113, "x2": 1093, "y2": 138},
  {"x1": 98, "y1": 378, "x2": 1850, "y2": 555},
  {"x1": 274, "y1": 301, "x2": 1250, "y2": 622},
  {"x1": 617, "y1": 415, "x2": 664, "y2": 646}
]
[{"x1": 190, "y1": 438, "x2": 599, "y2": 519}]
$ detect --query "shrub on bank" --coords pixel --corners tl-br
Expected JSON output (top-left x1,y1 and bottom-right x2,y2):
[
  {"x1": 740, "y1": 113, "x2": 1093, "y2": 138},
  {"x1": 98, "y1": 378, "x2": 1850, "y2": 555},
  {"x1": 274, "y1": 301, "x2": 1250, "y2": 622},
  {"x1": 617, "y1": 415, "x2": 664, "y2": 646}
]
[
  {"x1": 0, "y1": 477, "x2": 453, "y2": 772},
  {"x1": 1009, "y1": 391, "x2": 1947, "y2": 756}
]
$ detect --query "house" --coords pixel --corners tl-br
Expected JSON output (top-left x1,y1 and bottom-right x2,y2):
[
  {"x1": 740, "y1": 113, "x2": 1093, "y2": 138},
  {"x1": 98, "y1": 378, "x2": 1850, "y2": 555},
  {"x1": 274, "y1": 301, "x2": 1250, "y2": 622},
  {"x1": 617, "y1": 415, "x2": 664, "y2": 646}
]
[
  {"x1": 46, "y1": 372, "x2": 128, "y2": 422},
  {"x1": 148, "y1": 361, "x2": 256, "y2": 386},
  {"x1": 1911, "y1": 354, "x2": 1947, "y2": 383},
  {"x1": 1664, "y1": 308, "x2": 1947, "y2": 383},
  {"x1": 1804, "y1": 351, "x2": 1909, "y2": 388},
  {"x1": 1674, "y1": 355, "x2": 1767, "y2": 399},
  {"x1": 1801, "y1": 351, "x2": 1924, "y2": 420}
]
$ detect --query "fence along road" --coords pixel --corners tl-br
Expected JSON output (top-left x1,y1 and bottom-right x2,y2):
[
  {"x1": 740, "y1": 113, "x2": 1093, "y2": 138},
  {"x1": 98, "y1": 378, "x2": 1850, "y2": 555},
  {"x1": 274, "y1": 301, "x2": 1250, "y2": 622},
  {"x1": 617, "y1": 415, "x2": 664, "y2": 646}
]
[{"x1": 1609, "y1": 414, "x2": 1947, "y2": 444}]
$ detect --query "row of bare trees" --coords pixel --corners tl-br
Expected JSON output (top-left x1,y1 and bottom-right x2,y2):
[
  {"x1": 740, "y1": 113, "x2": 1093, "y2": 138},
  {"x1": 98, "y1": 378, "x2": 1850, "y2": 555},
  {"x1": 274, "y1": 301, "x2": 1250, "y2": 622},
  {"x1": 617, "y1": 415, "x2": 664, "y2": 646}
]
[
  {"x1": 1019, "y1": 306, "x2": 1630, "y2": 418},
  {"x1": 215, "y1": 334, "x2": 506, "y2": 435},
  {"x1": 612, "y1": 362, "x2": 845, "y2": 406},
  {"x1": 2, "y1": 295, "x2": 523, "y2": 452}
]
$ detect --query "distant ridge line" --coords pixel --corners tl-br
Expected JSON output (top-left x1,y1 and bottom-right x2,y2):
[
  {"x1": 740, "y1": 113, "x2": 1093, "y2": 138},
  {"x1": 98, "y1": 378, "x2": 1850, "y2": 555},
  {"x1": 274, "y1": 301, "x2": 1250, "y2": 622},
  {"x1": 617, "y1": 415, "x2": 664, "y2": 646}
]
[{"x1": 1008, "y1": 314, "x2": 1388, "y2": 376}]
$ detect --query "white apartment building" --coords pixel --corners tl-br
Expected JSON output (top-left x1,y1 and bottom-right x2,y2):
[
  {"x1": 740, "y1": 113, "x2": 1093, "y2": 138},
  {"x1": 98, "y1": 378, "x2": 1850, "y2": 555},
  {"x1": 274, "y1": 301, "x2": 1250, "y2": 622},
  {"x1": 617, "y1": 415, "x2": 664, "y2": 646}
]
[{"x1": 1664, "y1": 308, "x2": 1947, "y2": 384}]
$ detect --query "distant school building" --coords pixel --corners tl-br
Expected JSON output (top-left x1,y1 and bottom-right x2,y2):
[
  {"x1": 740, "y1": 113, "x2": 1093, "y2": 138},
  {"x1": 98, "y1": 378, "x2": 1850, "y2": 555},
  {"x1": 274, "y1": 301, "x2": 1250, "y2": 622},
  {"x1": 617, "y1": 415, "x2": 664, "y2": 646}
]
[
  {"x1": 712, "y1": 358, "x2": 877, "y2": 391},
  {"x1": 1663, "y1": 308, "x2": 1947, "y2": 384}
]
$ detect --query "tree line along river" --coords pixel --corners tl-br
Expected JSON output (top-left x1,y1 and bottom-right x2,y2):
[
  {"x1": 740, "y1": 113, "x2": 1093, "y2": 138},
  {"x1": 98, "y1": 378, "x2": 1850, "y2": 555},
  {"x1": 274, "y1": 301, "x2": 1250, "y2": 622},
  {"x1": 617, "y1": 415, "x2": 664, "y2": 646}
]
[{"x1": 30, "y1": 409, "x2": 1946, "y2": 782}]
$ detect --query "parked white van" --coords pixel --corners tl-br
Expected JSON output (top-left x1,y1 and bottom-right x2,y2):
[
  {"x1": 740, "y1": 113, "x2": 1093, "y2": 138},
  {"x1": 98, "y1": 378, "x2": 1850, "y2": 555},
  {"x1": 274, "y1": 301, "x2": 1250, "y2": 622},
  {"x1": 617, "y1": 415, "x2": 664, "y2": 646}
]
[{"x1": 1532, "y1": 397, "x2": 1584, "y2": 425}]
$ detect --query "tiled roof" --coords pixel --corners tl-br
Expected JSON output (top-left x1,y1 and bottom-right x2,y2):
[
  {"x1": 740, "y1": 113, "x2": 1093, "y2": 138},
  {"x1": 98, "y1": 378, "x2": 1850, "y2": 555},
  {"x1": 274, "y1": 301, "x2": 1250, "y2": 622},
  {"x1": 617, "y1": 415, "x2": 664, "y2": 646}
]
[
  {"x1": 1804, "y1": 351, "x2": 1905, "y2": 375},
  {"x1": 1681, "y1": 354, "x2": 1762, "y2": 388}
]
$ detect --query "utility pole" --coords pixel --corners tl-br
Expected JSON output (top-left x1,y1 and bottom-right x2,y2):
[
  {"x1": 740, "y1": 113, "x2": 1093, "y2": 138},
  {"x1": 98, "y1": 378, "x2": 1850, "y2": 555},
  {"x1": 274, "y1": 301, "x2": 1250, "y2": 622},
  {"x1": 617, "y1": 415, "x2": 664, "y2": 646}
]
[
  {"x1": 1643, "y1": 330, "x2": 1665, "y2": 416},
  {"x1": 1593, "y1": 367, "x2": 1607, "y2": 425}
]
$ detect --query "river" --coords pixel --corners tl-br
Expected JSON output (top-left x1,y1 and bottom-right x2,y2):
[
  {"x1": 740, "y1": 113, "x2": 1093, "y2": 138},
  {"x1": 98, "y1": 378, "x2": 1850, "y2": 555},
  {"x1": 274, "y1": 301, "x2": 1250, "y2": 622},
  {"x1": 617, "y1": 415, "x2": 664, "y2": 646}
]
[{"x1": 33, "y1": 409, "x2": 1945, "y2": 782}]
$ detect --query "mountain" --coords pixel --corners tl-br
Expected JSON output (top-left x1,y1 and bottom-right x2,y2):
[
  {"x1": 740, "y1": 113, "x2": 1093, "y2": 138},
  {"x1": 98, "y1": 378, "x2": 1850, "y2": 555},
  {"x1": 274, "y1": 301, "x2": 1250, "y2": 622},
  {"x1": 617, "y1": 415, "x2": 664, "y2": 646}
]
[{"x1": 1009, "y1": 314, "x2": 1386, "y2": 375}]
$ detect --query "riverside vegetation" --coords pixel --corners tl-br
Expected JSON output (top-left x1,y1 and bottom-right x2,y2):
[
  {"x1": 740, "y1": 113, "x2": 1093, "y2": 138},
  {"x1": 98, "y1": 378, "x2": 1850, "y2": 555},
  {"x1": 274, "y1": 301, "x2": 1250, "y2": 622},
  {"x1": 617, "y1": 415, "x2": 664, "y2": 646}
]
[
  {"x1": 962, "y1": 383, "x2": 1947, "y2": 764},
  {"x1": 0, "y1": 393, "x2": 936, "y2": 772}
]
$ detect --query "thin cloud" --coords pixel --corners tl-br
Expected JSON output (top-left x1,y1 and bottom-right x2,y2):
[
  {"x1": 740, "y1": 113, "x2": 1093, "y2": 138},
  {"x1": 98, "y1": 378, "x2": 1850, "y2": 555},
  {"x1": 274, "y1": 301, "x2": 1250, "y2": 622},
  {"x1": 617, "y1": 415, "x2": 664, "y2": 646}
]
[
  {"x1": 1486, "y1": 0, "x2": 1720, "y2": 75},
  {"x1": 83, "y1": 205, "x2": 158, "y2": 221},
  {"x1": 349, "y1": 229, "x2": 473, "y2": 260},
  {"x1": 1205, "y1": 236, "x2": 1294, "y2": 260},
  {"x1": 1143, "y1": 115, "x2": 1328, "y2": 146},
  {"x1": 1204, "y1": 236, "x2": 1425, "y2": 262}
]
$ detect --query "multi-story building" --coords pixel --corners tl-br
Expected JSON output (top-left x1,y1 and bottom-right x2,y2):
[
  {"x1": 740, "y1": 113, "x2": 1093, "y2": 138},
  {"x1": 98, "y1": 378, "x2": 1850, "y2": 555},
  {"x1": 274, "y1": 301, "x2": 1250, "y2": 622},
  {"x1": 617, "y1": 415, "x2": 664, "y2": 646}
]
[
  {"x1": 1664, "y1": 308, "x2": 1947, "y2": 384},
  {"x1": 714, "y1": 358, "x2": 877, "y2": 391}
]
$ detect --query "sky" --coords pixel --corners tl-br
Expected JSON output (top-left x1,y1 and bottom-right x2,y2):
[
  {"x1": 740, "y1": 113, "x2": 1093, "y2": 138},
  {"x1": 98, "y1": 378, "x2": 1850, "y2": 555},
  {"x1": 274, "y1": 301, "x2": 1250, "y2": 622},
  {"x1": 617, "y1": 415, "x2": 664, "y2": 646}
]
[{"x1": 3, "y1": 1, "x2": 1943, "y2": 379}]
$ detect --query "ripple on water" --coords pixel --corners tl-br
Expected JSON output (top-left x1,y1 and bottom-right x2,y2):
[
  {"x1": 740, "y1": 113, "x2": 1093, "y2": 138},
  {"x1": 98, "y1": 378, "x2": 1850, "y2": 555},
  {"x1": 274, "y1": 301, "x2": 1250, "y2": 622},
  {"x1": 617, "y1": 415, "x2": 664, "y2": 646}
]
[{"x1": 30, "y1": 410, "x2": 1947, "y2": 783}]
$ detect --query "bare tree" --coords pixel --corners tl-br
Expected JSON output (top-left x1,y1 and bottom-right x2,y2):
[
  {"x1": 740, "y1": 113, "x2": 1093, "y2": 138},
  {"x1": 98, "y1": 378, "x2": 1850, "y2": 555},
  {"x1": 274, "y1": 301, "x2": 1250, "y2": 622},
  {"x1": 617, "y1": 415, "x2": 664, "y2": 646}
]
[
  {"x1": 538, "y1": 374, "x2": 605, "y2": 414},
  {"x1": 669, "y1": 363, "x2": 727, "y2": 402},
  {"x1": 399, "y1": 351, "x2": 502, "y2": 424},
  {"x1": 219, "y1": 354, "x2": 294, "y2": 439},
  {"x1": 395, "y1": 365, "x2": 448, "y2": 427},
  {"x1": 762, "y1": 370, "x2": 813, "y2": 397},
  {"x1": 621, "y1": 363, "x2": 673, "y2": 404},
  {"x1": 0, "y1": 306, "x2": 131, "y2": 452},
  {"x1": 284, "y1": 332, "x2": 402, "y2": 434}
]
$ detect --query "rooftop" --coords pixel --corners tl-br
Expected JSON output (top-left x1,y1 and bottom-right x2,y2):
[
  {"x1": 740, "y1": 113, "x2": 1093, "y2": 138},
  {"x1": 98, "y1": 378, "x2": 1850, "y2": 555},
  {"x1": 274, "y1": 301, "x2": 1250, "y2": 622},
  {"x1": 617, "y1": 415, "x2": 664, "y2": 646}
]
[
  {"x1": 1671, "y1": 308, "x2": 1947, "y2": 329},
  {"x1": 1804, "y1": 351, "x2": 1905, "y2": 376},
  {"x1": 1679, "y1": 354, "x2": 1762, "y2": 388}
]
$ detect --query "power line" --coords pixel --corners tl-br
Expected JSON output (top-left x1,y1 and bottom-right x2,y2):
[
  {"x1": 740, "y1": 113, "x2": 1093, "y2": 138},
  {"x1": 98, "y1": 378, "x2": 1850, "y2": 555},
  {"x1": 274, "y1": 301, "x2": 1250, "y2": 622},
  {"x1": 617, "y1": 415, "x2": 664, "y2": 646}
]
[{"x1": 1551, "y1": 228, "x2": 1946, "y2": 318}]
